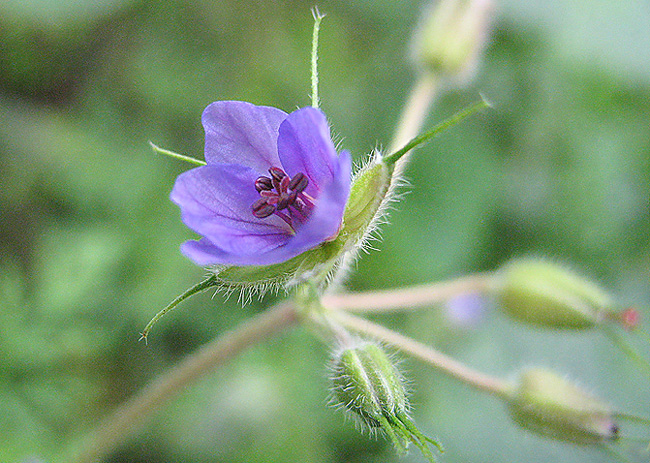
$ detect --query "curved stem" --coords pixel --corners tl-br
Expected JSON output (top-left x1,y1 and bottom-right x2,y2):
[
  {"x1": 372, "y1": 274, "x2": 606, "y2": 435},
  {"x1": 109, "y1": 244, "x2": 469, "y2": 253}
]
[
  {"x1": 333, "y1": 311, "x2": 512, "y2": 398},
  {"x1": 69, "y1": 302, "x2": 298, "y2": 463},
  {"x1": 384, "y1": 98, "x2": 490, "y2": 166},
  {"x1": 323, "y1": 272, "x2": 494, "y2": 313},
  {"x1": 140, "y1": 275, "x2": 218, "y2": 342}
]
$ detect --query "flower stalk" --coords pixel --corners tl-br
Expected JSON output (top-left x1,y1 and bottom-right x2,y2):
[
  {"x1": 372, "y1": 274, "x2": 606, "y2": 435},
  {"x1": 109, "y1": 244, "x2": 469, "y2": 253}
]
[
  {"x1": 333, "y1": 310, "x2": 512, "y2": 398},
  {"x1": 310, "y1": 8, "x2": 324, "y2": 108},
  {"x1": 389, "y1": 74, "x2": 439, "y2": 155},
  {"x1": 70, "y1": 301, "x2": 298, "y2": 463},
  {"x1": 149, "y1": 141, "x2": 206, "y2": 166},
  {"x1": 323, "y1": 272, "x2": 493, "y2": 313}
]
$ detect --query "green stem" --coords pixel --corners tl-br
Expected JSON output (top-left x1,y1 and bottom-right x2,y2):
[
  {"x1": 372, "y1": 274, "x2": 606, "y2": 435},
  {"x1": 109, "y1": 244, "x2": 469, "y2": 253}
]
[
  {"x1": 389, "y1": 74, "x2": 439, "y2": 155},
  {"x1": 69, "y1": 302, "x2": 298, "y2": 463},
  {"x1": 613, "y1": 411, "x2": 650, "y2": 426},
  {"x1": 383, "y1": 97, "x2": 491, "y2": 166},
  {"x1": 310, "y1": 8, "x2": 325, "y2": 108},
  {"x1": 140, "y1": 274, "x2": 219, "y2": 342},
  {"x1": 602, "y1": 325, "x2": 650, "y2": 378},
  {"x1": 149, "y1": 141, "x2": 206, "y2": 166}
]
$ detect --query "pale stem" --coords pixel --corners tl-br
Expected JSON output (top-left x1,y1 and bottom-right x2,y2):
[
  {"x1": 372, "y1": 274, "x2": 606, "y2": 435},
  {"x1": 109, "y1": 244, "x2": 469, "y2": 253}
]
[
  {"x1": 334, "y1": 311, "x2": 512, "y2": 398},
  {"x1": 69, "y1": 302, "x2": 298, "y2": 463},
  {"x1": 389, "y1": 73, "x2": 439, "y2": 158},
  {"x1": 323, "y1": 272, "x2": 494, "y2": 313}
]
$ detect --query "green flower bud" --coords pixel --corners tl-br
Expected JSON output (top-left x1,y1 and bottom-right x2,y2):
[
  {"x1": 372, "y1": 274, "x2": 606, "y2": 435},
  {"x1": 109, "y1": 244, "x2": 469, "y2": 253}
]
[
  {"x1": 330, "y1": 341, "x2": 443, "y2": 462},
  {"x1": 494, "y1": 258, "x2": 614, "y2": 329},
  {"x1": 506, "y1": 368, "x2": 619, "y2": 444},
  {"x1": 331, "y1": 341, "x2": 407, "y2": 426},
  {"x1": 413, "y1": 0, "x2": 493, "y2": 81}
]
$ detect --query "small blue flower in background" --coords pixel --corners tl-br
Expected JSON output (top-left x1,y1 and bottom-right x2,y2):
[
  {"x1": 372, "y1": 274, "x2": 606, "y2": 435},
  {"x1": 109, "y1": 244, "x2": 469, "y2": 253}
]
[
  {"x1": 171, "y1": 101, "x2": 352, "y2": 267},
  {"x1": 446, "y1": 292, "x2": 486, "y2": 328}
]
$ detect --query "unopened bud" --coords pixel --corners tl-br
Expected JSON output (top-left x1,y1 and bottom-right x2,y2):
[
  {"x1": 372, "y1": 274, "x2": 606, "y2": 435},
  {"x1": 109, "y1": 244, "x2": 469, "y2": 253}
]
[
  {"x1": 413, "y1": 0, "x2": 493, "y2": 82},
  {"x1": 506, "y1": 368, "x2": 619, "y2": 444},
  {"x1": 331, "y1": 341, "x2": 442, "y2": 461},
  {"x1": 331, "y1": 341, "x2": 407, "y2": 427},
  {"x1": 494, "y1": 259, "x2": 614, "y2": 329}
]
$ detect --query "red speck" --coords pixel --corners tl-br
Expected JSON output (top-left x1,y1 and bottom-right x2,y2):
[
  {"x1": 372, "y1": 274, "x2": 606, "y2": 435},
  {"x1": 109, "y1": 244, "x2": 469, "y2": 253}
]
[{"x1": 620, "y1": 307, "x2": 640, "y2": 331}]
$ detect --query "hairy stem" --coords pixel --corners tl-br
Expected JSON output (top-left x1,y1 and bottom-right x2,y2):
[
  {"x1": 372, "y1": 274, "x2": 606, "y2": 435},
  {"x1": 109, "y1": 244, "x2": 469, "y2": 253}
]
[
  {"x1": 323, "y1": 272, "x2": 494, "y2": 313},
  {"x1": 334, "y1": 311, "x2": 512, "y2": 398},
  {"x1": 310, "y1": 8, "x2": 325, "y2": 108},
  {"x1": 70, "y1": 302, "x2": 298, "y2": 463}
]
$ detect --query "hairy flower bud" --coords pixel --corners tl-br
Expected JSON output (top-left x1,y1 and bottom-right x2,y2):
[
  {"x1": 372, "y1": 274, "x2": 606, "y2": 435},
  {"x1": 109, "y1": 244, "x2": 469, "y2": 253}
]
[
  {"x1": 331, "y1": 341, "x2": 407, "y2": 426},
  {"x1": 494, "y1": 258, "x2": 614, "y2": 329},
  {"x1": 506, "y1": 368, "x2": 619, "y2": 444},
  {"x1": 413, "y1": 0, "x2": 492, "y2": 82},
  {"x1": 330, "y1": 341, "x2": 442, "y2": 462}
]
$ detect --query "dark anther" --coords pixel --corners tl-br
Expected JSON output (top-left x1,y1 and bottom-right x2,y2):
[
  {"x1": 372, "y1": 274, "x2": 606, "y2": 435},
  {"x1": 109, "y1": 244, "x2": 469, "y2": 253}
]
[
  {"x1": 276, "y1": 193, "x2": 290, "y2": 211},
  {"x1": 255, "y1": 176, "x2": 273, "y2": 192},
  {"x1": 252, "y1": 198, "x2": 275, "y2": 218},
  {"x1": 288, "y1": 172, "x2": 308, "y2": 192},
  {"x1": 609, "y1": 424, "x2": 620, "y2": 439},
  {"x1": 251, "y1": 167, "x2": 312, "y2": 222},
  {"x1": 269, "y1": 167, "x2": 287, "y2": 182},
  {"x1": 280, "y1": 175, "x2": 290, "y2": 191}
]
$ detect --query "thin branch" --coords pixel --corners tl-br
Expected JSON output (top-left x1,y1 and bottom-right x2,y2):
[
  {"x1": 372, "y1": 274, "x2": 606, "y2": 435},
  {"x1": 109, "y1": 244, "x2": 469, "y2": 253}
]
[
  {"x1": 70, "y1": 302, "x2": 298, "y2": 463},
  {"x1": 389, "y1": 73, "x2": 439, "y2": 155},
  {"x1": 334, "y1": 311, "x2": 512, "y2": 398},
  {"x1": 323, "y1": 272, "x2": 494, "y2": 313}
]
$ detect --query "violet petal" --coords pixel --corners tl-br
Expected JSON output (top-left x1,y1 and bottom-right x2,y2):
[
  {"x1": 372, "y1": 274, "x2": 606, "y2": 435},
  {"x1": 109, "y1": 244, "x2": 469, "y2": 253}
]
[
  {"x1": 277, "y1": 107, "x2": 339, "y2": 197},
  {"x1": 178, "y1": 150, "x2": 351, "y2": 267},
  {"x1": 202, "y1": 101, "x2": 287, "y2": 172},
  {"x1": 171, "y1": 164, "x2": 293, "y2": 243}
]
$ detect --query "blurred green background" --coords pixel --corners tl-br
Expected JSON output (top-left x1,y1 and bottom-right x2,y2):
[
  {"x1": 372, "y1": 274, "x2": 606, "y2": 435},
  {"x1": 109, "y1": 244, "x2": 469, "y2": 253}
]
[{"x1": 1, "y1": 0, "x2": 648, "y2": 462}]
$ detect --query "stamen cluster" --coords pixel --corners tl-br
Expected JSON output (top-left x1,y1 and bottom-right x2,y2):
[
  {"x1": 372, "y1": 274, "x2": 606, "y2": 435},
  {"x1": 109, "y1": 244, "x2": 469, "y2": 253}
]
[{"x1": 252, "y1": 167, "x2": 313, "y2": 227}]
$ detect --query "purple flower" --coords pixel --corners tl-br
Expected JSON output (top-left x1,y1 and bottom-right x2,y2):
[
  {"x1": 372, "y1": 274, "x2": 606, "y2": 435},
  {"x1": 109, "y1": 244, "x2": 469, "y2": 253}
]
[{"x1": 171, "y1": 101, "x2": 352, "y2": 267}]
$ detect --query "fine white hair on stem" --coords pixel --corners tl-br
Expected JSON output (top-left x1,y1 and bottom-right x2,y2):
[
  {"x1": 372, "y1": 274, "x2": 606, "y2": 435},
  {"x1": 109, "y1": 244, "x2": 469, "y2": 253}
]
[{"x1": 310, "y1": 7, "x2": 325, "y2": 108}]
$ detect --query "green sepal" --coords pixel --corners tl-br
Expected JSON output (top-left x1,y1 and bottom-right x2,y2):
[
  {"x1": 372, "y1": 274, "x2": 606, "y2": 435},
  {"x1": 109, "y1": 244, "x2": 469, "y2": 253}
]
[
  {"x1": 341, "y1": 159, "x2": 392, "y2": 240},
  {"x1": 211, "y1": 238, "x2": 347, "y2": 292}
]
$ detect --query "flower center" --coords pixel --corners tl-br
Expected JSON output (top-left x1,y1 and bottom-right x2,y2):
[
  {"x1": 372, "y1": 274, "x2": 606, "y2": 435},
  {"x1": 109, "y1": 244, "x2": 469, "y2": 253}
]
[{"x1": 251, "y1": 167, "x2": 315, "y2": 230}]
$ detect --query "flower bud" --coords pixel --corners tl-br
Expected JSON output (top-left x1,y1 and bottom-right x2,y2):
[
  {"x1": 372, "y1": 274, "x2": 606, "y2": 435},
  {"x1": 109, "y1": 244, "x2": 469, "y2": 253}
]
[
  {"x1": 506, "y1": 368, "x2": 619, "y2": 444},
  {"x1": 331, "y1": 341, "x2": 407, "y2": 427},
  {"x1": 412, "y1": 0, "x2": 493, "y2": 82},
  {"x1": 330, "y1": 341, "x2": 442, "y2": 461},
  {"x1": 494, "y1": 258, "x2": 614, "y2": 329}
]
